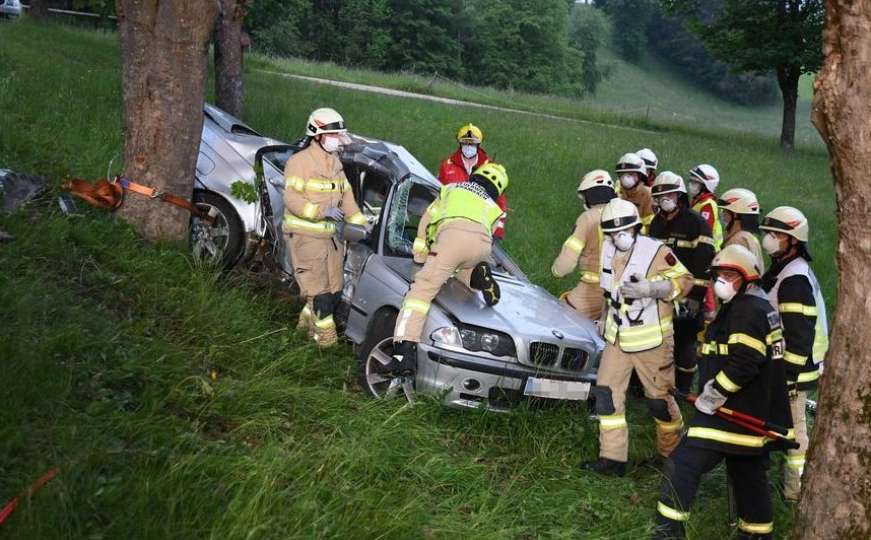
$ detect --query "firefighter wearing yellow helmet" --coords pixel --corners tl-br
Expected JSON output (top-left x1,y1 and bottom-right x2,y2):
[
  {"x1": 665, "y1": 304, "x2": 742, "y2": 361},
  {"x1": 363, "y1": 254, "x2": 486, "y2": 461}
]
[
  {"x1": 759, "y1": 206, "x2": 829, "y2": 502},
  {"x1": 552, "y1": 169, "x2": 617, "y2": 320},
  {"x1": 581, "y1": 198, "x2": 692, "y2": 477},
  {"x1": 654, "y1": 243, "x2": 792, "y2": 540},
  {"x1": 283, "y1": 107, "x2": 368, "y2": 347},
  {"x1": 391, "y1": 162, "x2": 509, "y2": 376}
]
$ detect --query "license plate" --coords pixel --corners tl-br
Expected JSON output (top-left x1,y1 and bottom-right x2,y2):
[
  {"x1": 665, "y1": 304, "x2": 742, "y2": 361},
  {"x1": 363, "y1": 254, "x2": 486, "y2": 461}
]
[{"x1": 523, "y1": 377, "x2": 591, "y2": 400}]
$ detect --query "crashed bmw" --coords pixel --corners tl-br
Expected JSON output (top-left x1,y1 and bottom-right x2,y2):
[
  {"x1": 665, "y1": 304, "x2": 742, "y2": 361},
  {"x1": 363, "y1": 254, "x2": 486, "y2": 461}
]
[{"x1": 192, "y1": 104, "x2": 605, "y2": 410}]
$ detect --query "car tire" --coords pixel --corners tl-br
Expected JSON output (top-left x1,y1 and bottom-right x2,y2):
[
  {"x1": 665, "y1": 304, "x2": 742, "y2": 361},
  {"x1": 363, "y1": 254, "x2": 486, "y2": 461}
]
[
  {"x1": 190, "y1": 190, "x2": 244, "y2": 269},
  {"x1": 356, "y1": 309, "x2": 413, "y2": 400}
]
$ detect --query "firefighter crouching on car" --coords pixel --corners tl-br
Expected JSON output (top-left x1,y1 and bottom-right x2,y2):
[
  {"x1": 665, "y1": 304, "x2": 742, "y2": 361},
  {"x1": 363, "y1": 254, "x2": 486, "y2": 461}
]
[
  {"x1": 551, "y1": 169, "x2": 617, "y2": 320},
  {"x1": 580, "y1": 198, "x2": 693, "y2": 477},
  {"x1": 653, "y1": 244, "x2": 792, "y2": 540},
  {"x1": 648, "y1": 172, "x2": 716, "y2": 394},
  {"x1": 719, "y1": 188, "x2": 764, "y2": 272},
  {"x1": 390, "y1": 162, "x2": 509, "y2": 374},
  {"x1": 283, "y1": 107, "x2": 368, "y2": 347},
  {"x1": 759, "y1": 206, "x2": 828, "y2": 502},
  {"x1": 616, "y1": 152, "x2": 656, "y2": 232}
]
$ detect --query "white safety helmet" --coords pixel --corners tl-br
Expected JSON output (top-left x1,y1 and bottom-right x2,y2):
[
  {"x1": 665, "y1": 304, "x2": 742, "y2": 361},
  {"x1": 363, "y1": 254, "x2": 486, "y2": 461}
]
[
  {"x1": 577, "y1": 169, "x2": 615, "y2": 194},
  {"x1": 600, "y1": 198, "x2": 640, "y2": 233},
  {"x1": 651, "y1": 171, "x2": 686, "y2": 197},
  {"x1": 760, "y1": 206, "x2": 809, "y2": 242},
  {"x1": 615, "y1": 153, "x2": 646, "y2": 176},
  {"x1": 718, "y1": 188, "x2": 759, "y2": 215},
  {"x1": 711, "y1": 244, "x2": 762, "y2": 282},
  {"x1": 688, "y1": 164, "x2": 720, "y2": 194},
  {"x1": 306, "y1": 107, "x2": 347, "y2": 137},
  {"x1": 637, "y1": 148, "x2": 658, "y2": 175}
]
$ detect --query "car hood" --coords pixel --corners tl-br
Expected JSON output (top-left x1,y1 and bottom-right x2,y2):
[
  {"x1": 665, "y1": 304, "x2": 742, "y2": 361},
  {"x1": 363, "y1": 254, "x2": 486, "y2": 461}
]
[{"x1": 384, "y1": 258, "x2": 601, "y2": 345}]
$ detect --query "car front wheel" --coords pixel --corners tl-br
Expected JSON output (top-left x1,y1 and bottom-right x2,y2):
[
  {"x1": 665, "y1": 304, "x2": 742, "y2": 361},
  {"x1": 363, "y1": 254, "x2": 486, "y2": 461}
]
[
  {"x1": 190, "y1": 190, "x2": 244, "y2": 269},
  {"x1": 356, "y1": 310, "x2": 415, "y2": 402}
]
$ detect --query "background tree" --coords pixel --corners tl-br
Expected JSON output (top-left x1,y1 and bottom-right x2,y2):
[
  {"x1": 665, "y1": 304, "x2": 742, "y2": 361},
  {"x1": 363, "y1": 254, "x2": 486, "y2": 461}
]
[
  {"x1": 115, "y1": 0, "x2": 219, "y2": 241},
  {"x1": 215, "y1": 0, "x2": 251, "y2": 117},
  {"x1": 662, "y1": 0, "x2": 824, "y2": 151},
  {"x1": 793, "y1": 2, "x2": 871, "y2": 537},
  {"x1": 568, "y1": 3, "x2": 612, "y2": 95},
  {"x1": 28, "y1": 0, "x2": 49, "y2": 17}
]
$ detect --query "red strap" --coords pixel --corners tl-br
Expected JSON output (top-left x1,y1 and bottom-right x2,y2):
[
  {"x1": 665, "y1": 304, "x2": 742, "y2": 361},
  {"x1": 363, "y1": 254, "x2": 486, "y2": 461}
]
[{"x1": 0, "y1": 468, "x2": 59, "y2": 526}]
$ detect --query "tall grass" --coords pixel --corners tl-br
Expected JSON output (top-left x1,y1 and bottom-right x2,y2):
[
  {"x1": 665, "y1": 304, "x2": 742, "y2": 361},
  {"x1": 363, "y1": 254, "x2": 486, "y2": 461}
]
[{"x1": 0, "y1": 19, "x2": 831, "y2": 539}]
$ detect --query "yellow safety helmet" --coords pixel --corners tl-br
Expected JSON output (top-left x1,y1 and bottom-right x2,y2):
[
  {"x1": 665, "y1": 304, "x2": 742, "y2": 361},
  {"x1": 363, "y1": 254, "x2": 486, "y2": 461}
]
[
  {"x1": 760, "y1": 206, "x2": 809, "y2": 242},
  {"x1": 457, "y1": 123, "x2": 483, "y2": 144},
  {"x1": 306, "y1": 107, "x2": 347, "y2": 137},
  {"x1": 718, "y1": 188, "x2": 759, "y2": 215},
  {"x1": 600, "y1": 198, "x2": 640, "y2": 233},
  {"x1": 472, "y1": 161, "x2": 508, "y2": 195},
  {"x1": 577, "y1": 169, "x2": 614, "y2": 193},
  {"x1": 711, "y1": 244, "x2": 762, "y2": 281},
  {"x1": 651, "y1": 171, "x2": 687, "y2": 196}
]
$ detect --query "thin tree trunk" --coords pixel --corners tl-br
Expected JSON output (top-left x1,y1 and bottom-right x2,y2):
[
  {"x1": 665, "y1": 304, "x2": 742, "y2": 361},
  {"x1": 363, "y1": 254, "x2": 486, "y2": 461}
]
[
  {"x1": 214, "y1": 0, "x2": 247, "y2": 118},
  {"x1": 28, "y1": 0, "x2": 49, "y2": 18},
  {"x1": 792, "y1": 2, "x2": 871, "y2": 539},
  {"x1": 115, "y1": 0, "x2": 219, "y2": 241},
  {"x1": 776, "y1": 66, "x2": 799, "y2": 152}
]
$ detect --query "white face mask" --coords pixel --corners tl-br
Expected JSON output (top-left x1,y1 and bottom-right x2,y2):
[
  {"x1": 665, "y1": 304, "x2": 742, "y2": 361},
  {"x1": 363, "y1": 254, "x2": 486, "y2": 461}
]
[
  {"x1": 320, "y1": 135, "x2": 342, "y2": 153},
  {"x1": 688, "y1": 181, "x2": 703, "y2": 199},
  {"x1": 613, "y1": 231, "x2": 635, "y2": 252},
  {"x1": 713, "y1": 276, "x2": 738, "y2": 302},
  {"x1": 658, "y1": 197, "x2": 677, "y2": 213},
  {"x1": 461, "y1": 144, "x2": 478, "y2": 159},
  {"x1": 762, "y1": 232, "x2": 782, "y2": 255},
  {"x1": 619, "y1": 173, "x2": 637, "y2": 189}
]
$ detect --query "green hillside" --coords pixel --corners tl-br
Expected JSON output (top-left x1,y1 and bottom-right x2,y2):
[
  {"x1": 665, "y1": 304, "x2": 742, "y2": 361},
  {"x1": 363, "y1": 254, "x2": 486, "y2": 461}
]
[{"x1": 0, "y1": 19, "x2": 833, "y2": 540}]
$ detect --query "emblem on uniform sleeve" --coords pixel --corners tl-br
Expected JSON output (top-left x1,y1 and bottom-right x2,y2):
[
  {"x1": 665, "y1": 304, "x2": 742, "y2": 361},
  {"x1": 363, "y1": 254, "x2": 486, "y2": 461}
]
[
  {"x1": 767, "y1": 311, "x2": 782, "y2": 329},
  {"x1": 665, "y1": 252, "x2": 677, "y2": 266}
]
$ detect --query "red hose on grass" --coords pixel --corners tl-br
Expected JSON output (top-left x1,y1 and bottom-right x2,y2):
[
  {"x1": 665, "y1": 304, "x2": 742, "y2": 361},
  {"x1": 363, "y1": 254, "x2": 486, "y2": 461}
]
[{"x1": 0, "y1": 468, "x2": 59, "y2": 526}]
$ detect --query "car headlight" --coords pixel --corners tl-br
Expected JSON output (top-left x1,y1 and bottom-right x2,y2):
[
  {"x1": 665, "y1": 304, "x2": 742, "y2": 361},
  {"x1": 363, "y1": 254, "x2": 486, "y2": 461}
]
[
  {"x1": 431, "y1": 326, "x2": 463, "y2": 348},
  {"x1": 432, "y1": 324, "x2": 515, "y2": 357}
]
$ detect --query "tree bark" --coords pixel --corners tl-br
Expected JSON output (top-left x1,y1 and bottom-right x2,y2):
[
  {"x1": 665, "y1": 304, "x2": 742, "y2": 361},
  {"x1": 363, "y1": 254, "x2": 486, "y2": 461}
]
[
  {"x1": 792, "y1": 2, "x2": 871, "y2": 539},
  {"x1": 776, "y1": 65, "x2": 799, "y2": 152},
  {"x1": 28, "y1": 0, "x2": 49, "y2": 18},
  {"x1": 115, "y1": 0, "x2": 219, "y2": 241},
  {"x1": 214, "y1": 0, "x2": 248, "y2": 118}
]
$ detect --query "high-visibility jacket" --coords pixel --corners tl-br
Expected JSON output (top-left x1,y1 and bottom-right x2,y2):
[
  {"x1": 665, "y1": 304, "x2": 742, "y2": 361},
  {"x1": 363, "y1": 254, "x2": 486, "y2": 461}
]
[
  {"x1": 600, "y1": 235, "x2": 690, "y2": 352},
  {"x1": 689, "y1": 288, "x2": 793, "y2": 455},
  {"x1": 551, "y1": 204, "x2": 605, "y2": 284},
  {"x1": 282, "y1": 143, "x2": 367, "y2": 238},
  {"x1": 620, "y1": 184, "x2": 655, "y2": 232},
  {"x1": 649, "y1": 207, "x2": 715, "y2": 303},
  {"x1": 437, "y1": 147, "x2": 507, "y2": 238},
  {"x1": 761, "y1": 255, "x2": 829, "y2": 391},
  {"x1": 691, "y1": 192, "x2": 723, "y2": 250}
]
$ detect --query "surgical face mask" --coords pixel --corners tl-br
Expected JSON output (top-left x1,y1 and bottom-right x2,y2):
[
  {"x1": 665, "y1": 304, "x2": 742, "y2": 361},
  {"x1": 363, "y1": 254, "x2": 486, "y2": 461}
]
[
  {"x1": 619, "y1": 173, "x2": 637, "y2": 189},
  {"x1": 762, "y1": 232, "x2": 783, "y2": 255},
  {"x1": 320, "y1": 135, "x2": 342, "y2": 153},
  {"x1": 461, "y1": 144, "x2": 478, "y2": 159},
  {"x1": 713, "y1": 276, "x2": 738, "y2": 303},
  {"x1": 658, "y1": 196, "x2": 677, "y2": 213},
  {"x1": 613, "y1": 230, "x2": 635, "y2": 252},
  {"x1": 688, "y1": 181, "x2": 703, "y2": 199}
]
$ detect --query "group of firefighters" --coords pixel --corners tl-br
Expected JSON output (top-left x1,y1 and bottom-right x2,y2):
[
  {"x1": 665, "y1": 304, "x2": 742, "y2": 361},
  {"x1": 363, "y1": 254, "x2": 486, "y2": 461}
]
[{"x1": 281, "y1": 108, "x2": 828, "y2": 539}]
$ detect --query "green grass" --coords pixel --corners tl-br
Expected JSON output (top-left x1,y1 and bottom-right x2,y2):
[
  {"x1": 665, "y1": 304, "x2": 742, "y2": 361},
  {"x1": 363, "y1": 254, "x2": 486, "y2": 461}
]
[{"x1": 0, "y1": 19, "x2": 835, "y2": 539}]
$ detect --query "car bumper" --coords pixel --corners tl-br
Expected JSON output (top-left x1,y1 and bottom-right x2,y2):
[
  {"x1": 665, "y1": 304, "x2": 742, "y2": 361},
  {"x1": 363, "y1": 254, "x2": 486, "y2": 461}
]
[{"x1": 416, "y1": 344, "x2": 597, "y2": 412}]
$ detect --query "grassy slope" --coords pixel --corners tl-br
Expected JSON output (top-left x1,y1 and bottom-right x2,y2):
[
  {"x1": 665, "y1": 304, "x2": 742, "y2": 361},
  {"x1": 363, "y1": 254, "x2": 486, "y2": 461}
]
[{"x1": 0, "y1": 20, "x2": 834, "y2": 539}]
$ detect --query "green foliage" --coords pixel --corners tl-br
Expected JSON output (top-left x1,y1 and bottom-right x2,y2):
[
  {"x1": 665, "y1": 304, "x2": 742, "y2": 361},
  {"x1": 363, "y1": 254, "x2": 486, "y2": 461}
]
[
  {"x1": 568, "y1": 5, "x2": 613, "y2": 94},
  {"x1": 230, "y1": 180, "x2": 258, "y2": 204},
  {"x1": 603, "y1": 0, "x2": 656, "y2": 60}
]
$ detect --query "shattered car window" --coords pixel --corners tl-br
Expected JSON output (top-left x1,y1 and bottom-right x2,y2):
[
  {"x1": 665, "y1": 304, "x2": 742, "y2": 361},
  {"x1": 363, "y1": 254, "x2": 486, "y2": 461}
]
[{"x1": 385, "y1": 177, "x2": 436, "y2": 258}]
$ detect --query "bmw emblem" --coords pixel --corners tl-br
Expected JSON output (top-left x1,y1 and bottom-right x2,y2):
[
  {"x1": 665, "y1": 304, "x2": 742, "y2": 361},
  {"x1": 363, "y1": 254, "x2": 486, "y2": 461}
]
[{"x1": 552, "y1": 330, "x2": 564, "y2": 339}]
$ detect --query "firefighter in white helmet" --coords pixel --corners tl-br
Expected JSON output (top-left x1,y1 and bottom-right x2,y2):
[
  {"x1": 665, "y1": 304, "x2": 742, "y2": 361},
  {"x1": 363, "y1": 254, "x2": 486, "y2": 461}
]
[
  {"x1": 616, "y1": 152, "x2": 655, "y2": 232},
  {"x1": 637, "y1": 148, "x2": 658, "y2": 186},
  {"x1": 283, "y1": 108, "x2": 368, "y2": 347},
  {"x1": 580, "y1": 198, "x2": 692, "y2": 477},
  {"x1": 688, "y1": 164, "x2": 724, "y2": 250},
  {"x1": 653, "y1": 244, "x2": 792, "y2": 540},
  {"x1": 759, "y1": 206, "x2": 829, "y2": 502},
  {"x1": 648, "y1": 172, "x2": 716, "y2": 394},
  {"x1": 719, "y1": 188, "x2": 764, "y2": 273},
  {"x1": 552, "y1": 169, "x2": 617, "y2": 320}
]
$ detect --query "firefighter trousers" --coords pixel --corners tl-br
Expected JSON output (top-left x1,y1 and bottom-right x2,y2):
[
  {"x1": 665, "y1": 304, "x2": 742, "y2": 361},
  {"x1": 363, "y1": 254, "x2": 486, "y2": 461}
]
[
  {"x1": 394, "y1": 221, "x2": 492, "y2": 343},
  {"x1": 287, "y1": 233, "x2": 344, "y2": 333},
  {"x1": 653, "y1": 440, "x2": 773, "y2": 539},
  {"x1": 596, "y1": 336, "x2": 683, "y2": 463},
  {"x1": 783, "y1": 391, "x2": 808, "y2": 501},
  {"x1": 673, "y1": 315, "x2": 702, "y2": 394}
]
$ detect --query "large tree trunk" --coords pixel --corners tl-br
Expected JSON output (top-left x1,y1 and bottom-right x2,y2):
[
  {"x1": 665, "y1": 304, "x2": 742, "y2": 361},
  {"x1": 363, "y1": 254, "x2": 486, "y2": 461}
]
[
  {"x1": 28, "y1": 0, "x2": 49, "y2": 18},
  {"x1": 115, "y1": 0, "x2": 219, "y2": 241},
  {"x1": 792, "y1": 2, "x2": 871, "y2": 539},
  {"x1": 776, "y1": 65, "x2": 800, "y2": 152},
  {"x1": 214, "y1": 0, "x2": 248, "y2": 118}
]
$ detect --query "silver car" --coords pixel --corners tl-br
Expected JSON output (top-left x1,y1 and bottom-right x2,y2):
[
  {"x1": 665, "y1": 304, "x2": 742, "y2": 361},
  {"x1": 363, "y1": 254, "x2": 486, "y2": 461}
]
[
  {"x1": 0, "y1": 0, "x2": 23, "y2": 17},
  {"x1": 193, "y1": 104, "x2": 605, "y2": 411}
]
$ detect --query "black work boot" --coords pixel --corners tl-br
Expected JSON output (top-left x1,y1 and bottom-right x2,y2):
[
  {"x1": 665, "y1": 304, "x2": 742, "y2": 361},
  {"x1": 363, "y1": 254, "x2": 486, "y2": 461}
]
[
  {"x1": 579, "y1": 457, "x2": 627, "y2": 477},
  {"x1": 470, "y1": 261, "x2": 500, "y2": 306},
  {"x1": 390, "y1": 341, "x2": 418, "y2": 377}
]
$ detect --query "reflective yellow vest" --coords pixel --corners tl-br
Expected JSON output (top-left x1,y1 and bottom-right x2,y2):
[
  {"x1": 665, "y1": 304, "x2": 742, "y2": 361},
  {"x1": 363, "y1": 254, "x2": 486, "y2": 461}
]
[
  {"x1": 692, "y1": 197, "x2": 724, "y2": 250},
  {"x1": 767, "y1": 257, "x2": 829, "y2": 365},
  {"x1": 426, "y1": 183, "x2": 503, "y2": 243}
]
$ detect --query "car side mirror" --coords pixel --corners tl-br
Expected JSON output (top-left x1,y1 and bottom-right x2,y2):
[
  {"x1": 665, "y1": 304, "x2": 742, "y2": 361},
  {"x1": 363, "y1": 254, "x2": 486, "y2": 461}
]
[{"x1": 341, "y1": 223, "x2": 369, "y2": 243}]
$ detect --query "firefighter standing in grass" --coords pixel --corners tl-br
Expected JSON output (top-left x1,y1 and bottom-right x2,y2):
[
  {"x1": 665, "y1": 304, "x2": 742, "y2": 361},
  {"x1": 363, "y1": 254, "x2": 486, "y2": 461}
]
[
  {"x1": 719, "y1": 188, "x2": 764, "y2": 272},
  {"x1": 648, "y1": 172, "x2": 716, "y2": 394},
  {"x1": 616, "y1": 152, "x2": 656, "y2": 231},
  {"x1": 580, "y1": 198, "x2": 693, "y2": 477},
  {"x1": 637, "y1": 148, "x2": 659, "y2": 187},
  {"x1": 653, "y1": 244, "x2": 792, "y2": 540},
  {"x1": 390, "y1": 162, "x2": 508, "y2": 374},
  {"x1": 688, "y1": 164, "x2": 724, "y2": 250},
  {"x1": 283, "y1": 108, "x2": 368, "y2": 347},
  {"x1": 551, "y1": 169, "x2": 617, "y2": 320},
  {"x1": 759, "y1": 206, "x2": 829, "y2": 502}
]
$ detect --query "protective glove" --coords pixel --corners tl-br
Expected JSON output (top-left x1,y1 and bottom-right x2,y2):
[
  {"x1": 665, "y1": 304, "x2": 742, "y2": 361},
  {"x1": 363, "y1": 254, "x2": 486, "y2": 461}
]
[
  {"x1": 694, "y1": 379, "x2": 728, "y2": 415},
  {"x1": 619, "y1": 274, "x2": 672, "y2": 300},
  {"x1": 323, "y1": 207, "x2": 345, "y2": 221},
  {"x1": 684, "y1": 298, "x2": 702, "y2": 319}
]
